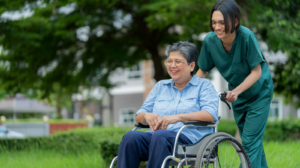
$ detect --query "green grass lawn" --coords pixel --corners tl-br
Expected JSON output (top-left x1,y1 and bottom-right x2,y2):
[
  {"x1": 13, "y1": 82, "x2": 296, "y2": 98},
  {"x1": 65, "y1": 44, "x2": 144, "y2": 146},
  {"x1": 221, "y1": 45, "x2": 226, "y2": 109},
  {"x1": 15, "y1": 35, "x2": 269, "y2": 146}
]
[
  {"x1": 0, "y1": 141, "x2": 299, "y2": 168},
  {"x1": 0, "y1": 150, "x2": 105, "y2": 168},
  {"x1": 265, "y1": 141, "x2": 300, "y2": 167}
]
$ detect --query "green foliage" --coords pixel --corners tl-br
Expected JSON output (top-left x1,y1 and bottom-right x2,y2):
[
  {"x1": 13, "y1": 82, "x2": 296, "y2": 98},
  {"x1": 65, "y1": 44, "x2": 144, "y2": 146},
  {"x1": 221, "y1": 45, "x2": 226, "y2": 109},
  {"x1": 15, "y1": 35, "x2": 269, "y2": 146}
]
[
  {"x1": 0, "y1": 127, "x2": 133, "y2": 167},
  {"x1": 0, "y1": 127, "x2": 130, "y2": 154},
  {"x1": 245, "y1": 0, "x2": 300, "y2": 108},
  {"x1": 0, "y1": 0, "x2": 176, "y2": 97},
  {"x1": 264, "y1": 119, "x2": 300, "y2": 141},
  {"x1": 0, "y1": 0, "x2": 299, "y2": 108},
  {"x1": 100, "y1": 140, "x2": 119, "y2": 166}
]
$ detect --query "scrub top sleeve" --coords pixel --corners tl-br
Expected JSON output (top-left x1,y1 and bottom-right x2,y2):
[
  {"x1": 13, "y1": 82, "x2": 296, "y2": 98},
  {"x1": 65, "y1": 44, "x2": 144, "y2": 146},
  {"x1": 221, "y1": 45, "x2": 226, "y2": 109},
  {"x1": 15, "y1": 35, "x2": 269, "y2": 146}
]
[
  {"x1": 198, "y1": 39, "x2": 215, "y2": 72},
  {"x1": 136, "y1": 81, "x2": 160, "y2": 116},
  {"x1": 246, "y1": 34, "x2": 265, "y2": 70}
]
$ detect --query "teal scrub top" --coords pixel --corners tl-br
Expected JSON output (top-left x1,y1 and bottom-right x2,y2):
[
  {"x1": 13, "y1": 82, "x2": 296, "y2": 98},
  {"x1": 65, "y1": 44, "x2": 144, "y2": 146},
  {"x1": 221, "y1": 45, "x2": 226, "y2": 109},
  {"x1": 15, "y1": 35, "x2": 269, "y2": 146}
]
[{"x1": 198, "y1": 26, "x2": 273, "y2": 112}]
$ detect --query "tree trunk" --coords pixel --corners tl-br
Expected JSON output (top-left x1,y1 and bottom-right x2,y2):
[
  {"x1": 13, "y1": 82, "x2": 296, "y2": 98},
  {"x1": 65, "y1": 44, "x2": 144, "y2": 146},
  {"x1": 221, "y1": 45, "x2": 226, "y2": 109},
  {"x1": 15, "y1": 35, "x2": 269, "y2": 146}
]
[
  {"x1": 56, "y1": 95, "x2": 62, "y2": 119},
  {"x1": 56, "y1": 105, "x2": 62, "y2": 119},
  {"x1": 148, "y1": 46, "x2": 166, "y2": 82},
  {"x1": 117, "y1": 3, "x2": 168, "y2": 82}
]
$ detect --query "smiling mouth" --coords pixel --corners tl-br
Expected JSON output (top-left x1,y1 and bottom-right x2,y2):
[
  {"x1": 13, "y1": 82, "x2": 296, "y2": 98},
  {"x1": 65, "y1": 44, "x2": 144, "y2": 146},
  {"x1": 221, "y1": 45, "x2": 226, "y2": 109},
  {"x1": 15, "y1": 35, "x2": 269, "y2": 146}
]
[
  {"x1": 216, "y1": 31, "x2": 224, "y2": 35},
  {"x1": 170, "y1": 70, "x2": 179, "y2": 75}
]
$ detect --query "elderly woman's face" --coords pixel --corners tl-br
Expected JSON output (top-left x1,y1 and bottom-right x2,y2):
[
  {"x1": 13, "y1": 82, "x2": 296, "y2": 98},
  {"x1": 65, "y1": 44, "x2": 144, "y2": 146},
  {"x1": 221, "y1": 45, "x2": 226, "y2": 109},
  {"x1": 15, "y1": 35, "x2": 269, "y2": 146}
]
[{"x1": 166, "y1": 51, "x2": 195, "y2": 83}]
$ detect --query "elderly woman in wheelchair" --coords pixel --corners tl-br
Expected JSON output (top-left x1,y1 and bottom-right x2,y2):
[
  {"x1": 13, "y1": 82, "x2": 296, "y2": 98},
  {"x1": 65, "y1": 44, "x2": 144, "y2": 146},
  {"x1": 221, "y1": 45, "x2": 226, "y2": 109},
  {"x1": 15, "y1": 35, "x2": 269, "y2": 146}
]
[{"x1": 114, "y1": 41, "x2": 220, "y2": 168}]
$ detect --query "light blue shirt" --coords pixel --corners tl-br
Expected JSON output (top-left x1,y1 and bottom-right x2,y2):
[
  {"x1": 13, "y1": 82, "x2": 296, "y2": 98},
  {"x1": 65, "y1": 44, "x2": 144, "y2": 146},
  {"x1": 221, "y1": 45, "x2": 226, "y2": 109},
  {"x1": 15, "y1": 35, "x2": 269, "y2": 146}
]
[{"x1": 136, "y1": 75, "x2": 219, "y2": 143}]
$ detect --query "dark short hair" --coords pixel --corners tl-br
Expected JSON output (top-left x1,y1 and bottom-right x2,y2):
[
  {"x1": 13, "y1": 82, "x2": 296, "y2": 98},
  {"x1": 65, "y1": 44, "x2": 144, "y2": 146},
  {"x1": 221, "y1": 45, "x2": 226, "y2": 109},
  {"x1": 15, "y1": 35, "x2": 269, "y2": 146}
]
[
  {"x1": 210, "y1": 0, "x2": 241, "y2": 34},
  {"x1": 165, "y1": 41, "x2": 199, "y2": 75}
]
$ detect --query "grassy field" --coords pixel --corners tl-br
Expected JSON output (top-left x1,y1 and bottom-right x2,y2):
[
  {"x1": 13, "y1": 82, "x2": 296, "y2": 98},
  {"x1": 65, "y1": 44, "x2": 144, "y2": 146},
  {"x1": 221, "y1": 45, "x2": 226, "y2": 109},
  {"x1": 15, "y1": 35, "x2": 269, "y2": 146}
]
[
  {"x1": 265, "y1": 141, "x2": 300, "y2": 167},
  {"x1": 0, "y1": 141, "x2": 299, "y2": 168},
  {"x1": 0, "y1": 150, "x2": 104, "y2": 168}
]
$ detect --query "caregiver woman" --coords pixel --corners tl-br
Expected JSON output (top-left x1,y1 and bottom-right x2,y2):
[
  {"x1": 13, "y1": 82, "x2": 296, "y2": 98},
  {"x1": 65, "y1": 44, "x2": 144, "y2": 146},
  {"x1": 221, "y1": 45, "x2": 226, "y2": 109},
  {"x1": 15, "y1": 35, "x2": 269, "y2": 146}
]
[{"x1": 196, "y1": 0, "x2": 273, "y2": 167}]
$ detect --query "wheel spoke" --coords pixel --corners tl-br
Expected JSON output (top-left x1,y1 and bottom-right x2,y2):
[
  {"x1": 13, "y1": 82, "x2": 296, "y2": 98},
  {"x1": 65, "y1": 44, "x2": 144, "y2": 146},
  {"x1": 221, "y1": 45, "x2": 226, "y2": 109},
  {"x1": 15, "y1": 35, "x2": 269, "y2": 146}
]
[{"x1": 195, "y1": 133, "x2": 251, "y2": 168}]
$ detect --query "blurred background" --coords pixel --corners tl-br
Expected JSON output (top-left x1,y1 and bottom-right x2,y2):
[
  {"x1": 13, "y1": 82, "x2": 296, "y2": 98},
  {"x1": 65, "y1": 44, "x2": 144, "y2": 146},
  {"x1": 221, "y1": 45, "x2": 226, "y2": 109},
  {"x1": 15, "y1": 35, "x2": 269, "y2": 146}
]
[{"x1": 0, "y1": 0, "x2": 299, "y2": 167}]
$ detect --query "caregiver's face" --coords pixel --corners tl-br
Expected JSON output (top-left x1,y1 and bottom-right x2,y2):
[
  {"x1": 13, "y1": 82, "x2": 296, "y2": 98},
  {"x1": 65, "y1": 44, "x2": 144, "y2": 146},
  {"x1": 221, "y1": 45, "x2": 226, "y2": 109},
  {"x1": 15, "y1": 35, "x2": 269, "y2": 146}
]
[{"x1": 211, "y1": 10, "x2": 235, "y2": 40}]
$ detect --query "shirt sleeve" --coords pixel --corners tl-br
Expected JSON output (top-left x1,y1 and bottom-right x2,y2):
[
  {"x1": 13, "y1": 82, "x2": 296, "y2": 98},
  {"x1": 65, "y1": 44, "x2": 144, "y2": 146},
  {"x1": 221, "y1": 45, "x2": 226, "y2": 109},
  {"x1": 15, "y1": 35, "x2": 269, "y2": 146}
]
[
  {"x1": 246, "y1": 34, "x2": 265, "y2": 70},
  {"x1": 198, "y1": 38, "x2": 215, "y2": 72},
  {"x1": 198, "y1": 80, "x2": 219, "y2": 122},
  {"x1": 136, "y1": 82, "x2": 160, "y2": 116}
]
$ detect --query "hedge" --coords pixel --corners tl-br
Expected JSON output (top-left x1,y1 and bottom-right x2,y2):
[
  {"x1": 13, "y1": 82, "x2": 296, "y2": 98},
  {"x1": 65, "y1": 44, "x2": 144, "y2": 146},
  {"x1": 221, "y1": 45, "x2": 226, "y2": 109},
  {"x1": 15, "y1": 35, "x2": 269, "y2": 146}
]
[
  {"x1": 0, "y1": 119, "x2": 300, "y2": 166},
  {"x1": 0, "y1": 127, "x2": 131, "y2": 167}
]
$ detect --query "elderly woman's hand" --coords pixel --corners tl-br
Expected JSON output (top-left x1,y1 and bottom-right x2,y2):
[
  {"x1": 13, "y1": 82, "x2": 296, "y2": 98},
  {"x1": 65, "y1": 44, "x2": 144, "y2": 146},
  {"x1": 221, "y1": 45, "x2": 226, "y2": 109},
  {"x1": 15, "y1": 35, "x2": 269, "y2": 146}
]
[
  {"x1": 156, "y1": 115, "x2": 180, "y2": 130},
  {"x1": 144, "y1": 113, "x2": 161, "y2": 131}
]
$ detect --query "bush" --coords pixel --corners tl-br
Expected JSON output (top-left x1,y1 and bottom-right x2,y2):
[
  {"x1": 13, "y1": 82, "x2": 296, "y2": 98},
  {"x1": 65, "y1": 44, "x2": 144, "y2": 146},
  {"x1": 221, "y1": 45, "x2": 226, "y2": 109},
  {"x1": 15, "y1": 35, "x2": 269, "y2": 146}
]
[
  {"x1": 100, "y1": 140, "x2": 120, "y2": 167},
  {"x1": 0, "y1": 127, "x2": 131, "y2": 167},
  {"x1": 0, "y1": 127, "x2": 130, "y2": 153},
  {"x1": 264, "y1": 119, "x2": 300, "y2": 141},
  {"x1": 216, "y1": 119, "x2": 300, "y2": 142}
]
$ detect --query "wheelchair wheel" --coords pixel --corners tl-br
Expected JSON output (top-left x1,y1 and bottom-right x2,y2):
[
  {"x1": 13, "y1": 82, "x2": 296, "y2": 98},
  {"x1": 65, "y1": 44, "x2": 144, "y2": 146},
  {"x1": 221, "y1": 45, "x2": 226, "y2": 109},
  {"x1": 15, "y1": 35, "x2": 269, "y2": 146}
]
[{"x1": 194, "y1": 132, "x2": 251, "y2": 168}]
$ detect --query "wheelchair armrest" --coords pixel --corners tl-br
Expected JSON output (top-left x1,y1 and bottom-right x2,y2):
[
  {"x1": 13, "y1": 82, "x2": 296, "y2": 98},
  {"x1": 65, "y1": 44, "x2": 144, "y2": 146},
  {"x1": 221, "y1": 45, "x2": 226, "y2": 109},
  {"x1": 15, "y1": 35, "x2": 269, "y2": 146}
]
[
  {"x1": 184, "y1": 120, "x2": 216, "y2": 126},
  {"x1": 135, "y1": 123, "x2": 150, "y2": 128}
]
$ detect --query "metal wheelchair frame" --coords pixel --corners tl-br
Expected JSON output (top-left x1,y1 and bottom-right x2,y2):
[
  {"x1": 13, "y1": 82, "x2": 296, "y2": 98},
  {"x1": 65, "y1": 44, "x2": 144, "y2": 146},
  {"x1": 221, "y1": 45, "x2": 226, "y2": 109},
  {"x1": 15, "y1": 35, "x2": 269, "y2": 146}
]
[{"x1": 110, "y1": 91, "x2": 251, "y2": 168}]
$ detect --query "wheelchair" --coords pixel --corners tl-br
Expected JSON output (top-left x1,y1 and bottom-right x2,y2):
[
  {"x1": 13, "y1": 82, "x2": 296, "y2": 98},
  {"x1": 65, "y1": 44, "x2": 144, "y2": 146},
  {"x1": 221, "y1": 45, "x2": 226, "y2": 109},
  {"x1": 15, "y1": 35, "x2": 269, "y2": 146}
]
[{"x1": 110, "y1": 91, "x2": 251, "y2": 168}]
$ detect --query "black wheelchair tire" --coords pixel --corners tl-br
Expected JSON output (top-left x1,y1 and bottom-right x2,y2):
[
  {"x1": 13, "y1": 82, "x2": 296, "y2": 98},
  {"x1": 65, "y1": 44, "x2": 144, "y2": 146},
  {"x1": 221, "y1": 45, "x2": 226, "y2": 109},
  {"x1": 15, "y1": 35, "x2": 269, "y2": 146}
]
[
  {"x1": 194, "y1": 132, "x2": 251, "y2": 168},
  {"x1": 205, "y1": 136, "x2": 251, "y2": 168}
]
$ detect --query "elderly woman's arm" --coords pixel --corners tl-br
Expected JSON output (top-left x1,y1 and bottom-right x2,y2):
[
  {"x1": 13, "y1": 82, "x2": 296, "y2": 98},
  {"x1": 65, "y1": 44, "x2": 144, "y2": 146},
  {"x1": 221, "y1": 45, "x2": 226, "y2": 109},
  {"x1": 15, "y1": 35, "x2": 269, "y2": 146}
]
[{"x1": 154, "y1": 110, "x2": 214, "y2": 130}]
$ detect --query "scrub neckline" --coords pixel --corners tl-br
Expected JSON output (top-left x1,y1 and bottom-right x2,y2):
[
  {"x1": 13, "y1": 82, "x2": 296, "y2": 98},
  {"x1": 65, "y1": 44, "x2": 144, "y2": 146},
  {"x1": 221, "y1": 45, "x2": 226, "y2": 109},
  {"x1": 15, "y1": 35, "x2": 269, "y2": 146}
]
[{"x1": 216, "y1": 31, "x2": 238, "y2": 57}]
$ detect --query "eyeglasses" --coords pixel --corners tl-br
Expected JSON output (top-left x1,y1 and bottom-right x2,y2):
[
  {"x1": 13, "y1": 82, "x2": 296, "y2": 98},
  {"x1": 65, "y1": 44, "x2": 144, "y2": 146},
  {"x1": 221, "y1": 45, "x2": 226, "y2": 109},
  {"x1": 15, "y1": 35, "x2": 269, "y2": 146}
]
[{"x1": 165, "y1": 59, "x2": 187, "y2": 66}]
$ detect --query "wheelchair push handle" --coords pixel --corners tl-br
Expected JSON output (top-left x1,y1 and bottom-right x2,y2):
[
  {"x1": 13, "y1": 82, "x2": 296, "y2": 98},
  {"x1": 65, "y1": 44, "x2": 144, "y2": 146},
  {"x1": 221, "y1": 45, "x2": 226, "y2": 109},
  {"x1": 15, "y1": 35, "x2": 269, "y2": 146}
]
[{"x1": 218, "y1": 91, "x2": 231, "y2": 110}]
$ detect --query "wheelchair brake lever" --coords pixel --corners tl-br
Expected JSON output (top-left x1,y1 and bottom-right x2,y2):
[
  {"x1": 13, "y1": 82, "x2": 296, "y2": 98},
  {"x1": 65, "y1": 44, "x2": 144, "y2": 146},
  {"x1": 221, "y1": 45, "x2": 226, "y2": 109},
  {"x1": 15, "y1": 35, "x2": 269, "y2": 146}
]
[{"x1": 218, "y1": 91, "x2": 232, "y2": 110}]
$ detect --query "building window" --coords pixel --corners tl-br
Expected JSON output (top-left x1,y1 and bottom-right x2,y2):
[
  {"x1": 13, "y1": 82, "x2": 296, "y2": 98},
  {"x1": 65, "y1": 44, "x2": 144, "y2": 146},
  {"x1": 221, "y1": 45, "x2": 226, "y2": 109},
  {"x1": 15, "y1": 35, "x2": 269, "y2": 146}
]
[
  {"x1": 119, "y1": 109, "x2": 136, "y2": 125},
  {"x1": 128, "y1": 64, "x2": 141, "y2": 79},
  {"x1": 269, "y1": 99, "x2": 280, "y2": 120}
]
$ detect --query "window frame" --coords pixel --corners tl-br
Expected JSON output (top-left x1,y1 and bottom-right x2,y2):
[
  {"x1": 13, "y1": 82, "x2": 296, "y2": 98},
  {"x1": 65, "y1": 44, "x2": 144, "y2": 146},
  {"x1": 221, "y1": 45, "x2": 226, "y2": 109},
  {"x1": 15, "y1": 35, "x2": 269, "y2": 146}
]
[
  {"x1": 119, "y1": 108, "x2": 137, "y2": 125},
  {"x1": 269, "y1": 98, "x2": 282, "y2": 120}
]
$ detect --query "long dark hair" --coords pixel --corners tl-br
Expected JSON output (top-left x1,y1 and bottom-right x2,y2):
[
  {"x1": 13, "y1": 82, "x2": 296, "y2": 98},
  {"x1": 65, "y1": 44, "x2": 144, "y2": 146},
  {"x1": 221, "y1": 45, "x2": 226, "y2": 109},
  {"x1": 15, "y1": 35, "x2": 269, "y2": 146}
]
[{"x1": 210, "y1": 0, "x2": 241, "y2": 34}]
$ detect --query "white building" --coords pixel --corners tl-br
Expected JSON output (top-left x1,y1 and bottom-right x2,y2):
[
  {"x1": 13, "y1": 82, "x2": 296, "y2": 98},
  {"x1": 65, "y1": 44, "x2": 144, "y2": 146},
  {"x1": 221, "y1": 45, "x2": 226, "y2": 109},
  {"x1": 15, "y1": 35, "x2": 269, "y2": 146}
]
[{"x1": 101, "y1": 60, "x2": 155, "y2": 126}]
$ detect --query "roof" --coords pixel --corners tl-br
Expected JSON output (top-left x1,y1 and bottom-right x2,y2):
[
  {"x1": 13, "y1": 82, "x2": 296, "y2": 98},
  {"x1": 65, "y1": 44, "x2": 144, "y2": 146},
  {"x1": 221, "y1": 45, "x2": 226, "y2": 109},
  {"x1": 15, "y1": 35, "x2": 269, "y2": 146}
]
[{"x1": 0, "y1": 94, "x2": 55, "y2": 113}]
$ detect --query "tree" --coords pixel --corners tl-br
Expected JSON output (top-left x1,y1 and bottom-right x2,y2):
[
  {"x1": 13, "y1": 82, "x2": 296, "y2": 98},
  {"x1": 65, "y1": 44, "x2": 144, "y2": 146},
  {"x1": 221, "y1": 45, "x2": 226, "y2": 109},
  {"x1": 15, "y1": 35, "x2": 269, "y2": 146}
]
[
  {"x1": 0, "y1": 0, "x2": 211, "y2": 90},
  {"x1": 0, "y1": 0, "x2": 299, "y2": 111},
  {"x1": 240, "y1": 0, "x2": 300, "y2": 108},
  {"x1": 0, "y1": 0, "x2": 213, "y2": 117}
]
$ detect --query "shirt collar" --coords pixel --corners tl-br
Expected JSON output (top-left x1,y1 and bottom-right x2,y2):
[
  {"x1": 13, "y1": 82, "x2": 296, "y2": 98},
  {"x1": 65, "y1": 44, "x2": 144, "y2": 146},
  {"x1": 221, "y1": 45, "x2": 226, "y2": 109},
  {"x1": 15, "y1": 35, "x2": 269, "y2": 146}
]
[{"x1": 162, "y1": 75, "x2": 199, "y2": 86}]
